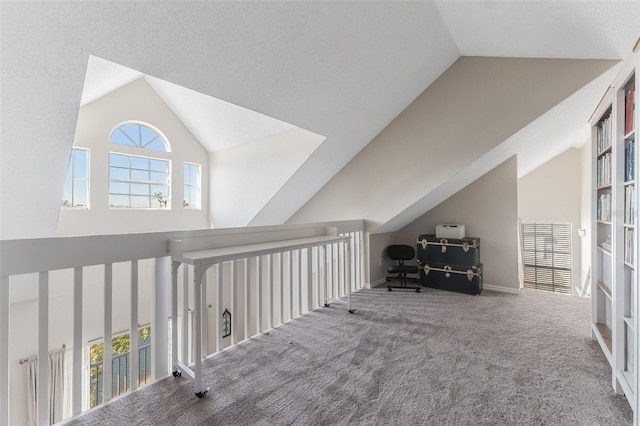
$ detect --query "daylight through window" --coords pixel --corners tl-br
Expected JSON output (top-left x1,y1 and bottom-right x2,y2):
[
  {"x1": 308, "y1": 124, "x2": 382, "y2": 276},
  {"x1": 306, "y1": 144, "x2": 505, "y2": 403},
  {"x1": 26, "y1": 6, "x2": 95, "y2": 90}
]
[
  {"x1": 110, "y1": 123, "x2": 168, "y2": 152},
  {"x1": 109, "y1": 153, "x2": 170, "y2": 208},
  {"x1": 183, "y1": 163, "x2": 201, "y2": 209},
  {"x1": 63, "y1": 147, "x2": 89, "y2": 208}
]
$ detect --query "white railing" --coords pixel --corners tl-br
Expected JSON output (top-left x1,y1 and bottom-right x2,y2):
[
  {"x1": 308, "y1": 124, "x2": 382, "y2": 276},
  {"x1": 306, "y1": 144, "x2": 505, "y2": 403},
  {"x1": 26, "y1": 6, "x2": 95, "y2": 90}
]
[{"x1": 0, "y1": 221, "x2": 365, "y2": 426}]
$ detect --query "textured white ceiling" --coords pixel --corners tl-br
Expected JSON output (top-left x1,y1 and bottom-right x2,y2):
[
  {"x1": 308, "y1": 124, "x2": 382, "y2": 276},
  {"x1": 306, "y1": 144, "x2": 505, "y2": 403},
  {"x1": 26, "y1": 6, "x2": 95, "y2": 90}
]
[
  {"x1": 79, "y1": 2, "x2": 640, "y2": 155},
  {"x1": 1, "y1": 1, "x2": 639, "y2": 239},
  {"x1": 435, "y1": 1, "x2": 640, "y2": 59},
  {"x1": 82, "y1": 56, "x2": 296, "y2": 152}
]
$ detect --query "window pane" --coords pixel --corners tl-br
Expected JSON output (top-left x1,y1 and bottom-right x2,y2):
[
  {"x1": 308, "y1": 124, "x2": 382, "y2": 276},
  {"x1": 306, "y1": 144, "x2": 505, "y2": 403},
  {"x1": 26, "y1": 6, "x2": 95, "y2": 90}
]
[
  {"x1": 107, "y1": 151, "x2": 171, "y2": 209},
  {"x1": 110, "y1": 123, "x2": 170, "y2": 152},
  {"x1": 110, "y1": 153, "x2": 129, "y2": 167},
  {"x1": 150, "y1": 159, "x2": 168, "y2": 172},
  {"x1": 109, "y1": 182, "x2": 129, "y2": 194},
  {"x1": 150, "y1": 171, "x2": 167, "y2": 183},
  {"x1": 119, "y1": 123, "x2": 141, "y2": 146},
  {"x1": 74, "y1": 180, "x2": 88, "y2": 207},
  {"x1": 109, "y1": 167, "x2": 129, "y2": 180},
  {"x1": 131, "y1": 183, "x2": 149, "y2": 196},
  {"x1": 131, "y1": 169, "x2": 149, "y2": 182},
  {"x1": 145, "y1": 138, "x2": 166, "y2": 152},
  {"x1": 75, "y1": 150, "x2": 88, "y2": 178},
  {"x1": 140, "y1": 126, "x2": 158, "y2": 145},
  {"x1": 131, "y1": 196, "x2": 150, "y2": 208},
  {"x1": 150, "y1": 184, "x2": 167, "y2": 195},
  {"x1": 130, "y1": 156, "x2": 149, "y2": 170},
  {"x1": 184, "y1": 164, "x2": 197, "y2": 185},
  {"x1": 63, "y1": 179, "x2": 73, "y2": 206},
  {"x1": 109, "y1": 194, "x2": 129, "y2": 208},
  {"x1": 110, "y1": 129, "x2": 136, "y2": 147}
]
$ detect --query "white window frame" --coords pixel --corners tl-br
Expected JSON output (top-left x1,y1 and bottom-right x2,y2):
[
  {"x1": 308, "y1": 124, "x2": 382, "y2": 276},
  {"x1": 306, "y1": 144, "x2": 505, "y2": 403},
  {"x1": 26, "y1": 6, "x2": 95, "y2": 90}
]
[
  {"x1": 183, "y1": 162, "x2": 201, "y2": 209},
  {"x1": 109, "y1": 121, "x2": 171, "y2": 152},
  {"x1": 108, "y1": 152, "x2": 171, "y2": 209},
  {"x1": 63, "y1": 147, "x2": 90, "y2": 209}
]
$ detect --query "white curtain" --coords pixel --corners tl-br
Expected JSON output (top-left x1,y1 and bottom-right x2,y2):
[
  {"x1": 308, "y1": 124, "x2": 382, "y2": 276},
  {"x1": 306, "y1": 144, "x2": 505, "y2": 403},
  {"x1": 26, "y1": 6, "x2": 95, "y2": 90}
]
[
  {"x1": 26, "y1": 357, "x2": 37, "y2": 426},
  {"x1": 26, "y1": 347, "x2": 66, "y2": 426}
]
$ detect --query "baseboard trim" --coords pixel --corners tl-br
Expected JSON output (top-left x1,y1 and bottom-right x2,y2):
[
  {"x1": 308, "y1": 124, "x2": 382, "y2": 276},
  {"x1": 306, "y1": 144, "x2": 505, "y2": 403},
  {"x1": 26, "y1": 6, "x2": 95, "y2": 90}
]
[
  {"x1": 367, "y1": 277, "x2": 386, "y2": 289},
  {"x1": 483, "y1": 284, "x2": 521, "y2": 294}
]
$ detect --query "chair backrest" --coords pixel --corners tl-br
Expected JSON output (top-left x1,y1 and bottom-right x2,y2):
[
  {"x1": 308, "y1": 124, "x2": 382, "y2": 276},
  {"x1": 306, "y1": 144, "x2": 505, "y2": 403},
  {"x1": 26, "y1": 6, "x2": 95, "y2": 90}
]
[{"x1": 387, "y1": 244, "x2": 415, "y2": 261}]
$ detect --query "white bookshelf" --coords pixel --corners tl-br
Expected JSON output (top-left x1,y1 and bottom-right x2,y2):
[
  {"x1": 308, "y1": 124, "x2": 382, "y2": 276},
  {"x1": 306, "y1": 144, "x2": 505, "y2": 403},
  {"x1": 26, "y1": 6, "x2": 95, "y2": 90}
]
[{"x1": 591, "y1": 45, "x2": 639, "y2": 424}]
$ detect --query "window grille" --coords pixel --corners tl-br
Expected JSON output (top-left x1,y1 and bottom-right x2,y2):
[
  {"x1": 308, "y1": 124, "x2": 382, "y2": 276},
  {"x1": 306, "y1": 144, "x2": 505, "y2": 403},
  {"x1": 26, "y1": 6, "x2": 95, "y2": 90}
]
[
  {"x1": 63, "y1": 148, "x2": 89, "y2": 208},
  {"x1": 183, "y1": 162, "x2": 201, "y2": 209},
  {"x1": 110, "y1": 122, "x2": 169, "y2": 152},
  {"x1": 108, "y1": 153, "x2": 170, "y2": 208},
  {"x1": 521, "y1": 222, "x2": 572, "y2": 294}
]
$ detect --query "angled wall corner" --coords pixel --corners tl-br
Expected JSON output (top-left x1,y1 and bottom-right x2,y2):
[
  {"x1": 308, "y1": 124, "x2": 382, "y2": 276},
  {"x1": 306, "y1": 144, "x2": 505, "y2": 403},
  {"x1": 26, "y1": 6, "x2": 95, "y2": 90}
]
[
  {"x1": 209, "y1": 128, "x2": 324, "y2": 228},
  {"x1": 287, "y1": 57, "x2": 618, "y2": 234},
  {"x1": 371, "y1": 156, "x2": 519, "y2": 291}
]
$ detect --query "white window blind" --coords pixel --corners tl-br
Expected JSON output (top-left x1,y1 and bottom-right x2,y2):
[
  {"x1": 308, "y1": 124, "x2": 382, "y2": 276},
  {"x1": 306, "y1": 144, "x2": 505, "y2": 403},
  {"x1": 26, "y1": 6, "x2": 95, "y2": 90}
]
[{"x1": 521, "y1": 222, "x2": 572, "y2": 294}]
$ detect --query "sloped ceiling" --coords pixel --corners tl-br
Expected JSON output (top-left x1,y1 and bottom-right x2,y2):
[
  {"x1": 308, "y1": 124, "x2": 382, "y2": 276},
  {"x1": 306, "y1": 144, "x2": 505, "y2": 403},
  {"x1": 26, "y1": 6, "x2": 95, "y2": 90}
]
[
  {"x1": 0, "y1": 1, "x2": 639, "y2": 239},
  {"x1": 80, "y1": 56, "x2": 298, "y2": 152}
]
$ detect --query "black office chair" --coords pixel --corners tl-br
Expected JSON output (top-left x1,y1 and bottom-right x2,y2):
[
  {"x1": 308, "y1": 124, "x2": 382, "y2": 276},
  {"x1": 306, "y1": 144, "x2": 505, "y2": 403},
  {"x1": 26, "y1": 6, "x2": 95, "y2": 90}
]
[{"x1": 386, "y1": 245, "x2": 421, "y2": 292}]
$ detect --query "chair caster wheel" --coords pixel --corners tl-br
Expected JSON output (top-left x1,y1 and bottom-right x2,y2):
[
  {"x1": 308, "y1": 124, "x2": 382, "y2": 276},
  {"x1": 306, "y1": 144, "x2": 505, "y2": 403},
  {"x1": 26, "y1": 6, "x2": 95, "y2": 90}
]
[
  {"x1": 195, "y1": 386, "x2": 211, "y2": 399},
  {"x1": 416, "y1": 289, "x2": 420, "y2": 293},
  {"x1": 324, "y1": 303, "x2": 330, "y2": 307},
  {"x1": 172, "y1": 370, "x2": 182, "y2": 378},
  {"x1": 348, "y1": 309, "x2": 355, "y2": 314}
]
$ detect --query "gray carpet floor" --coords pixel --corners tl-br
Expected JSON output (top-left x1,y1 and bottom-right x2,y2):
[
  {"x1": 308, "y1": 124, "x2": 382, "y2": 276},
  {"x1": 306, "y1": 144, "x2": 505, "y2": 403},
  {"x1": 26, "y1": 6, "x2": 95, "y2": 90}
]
[{"x1": 66, "y1": 288, "x2": 633, "y2": 425}]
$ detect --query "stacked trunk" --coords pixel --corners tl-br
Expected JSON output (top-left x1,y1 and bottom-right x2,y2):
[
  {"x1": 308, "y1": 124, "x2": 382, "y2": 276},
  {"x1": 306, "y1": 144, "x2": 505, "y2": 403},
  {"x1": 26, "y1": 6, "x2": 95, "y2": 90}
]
[{"x1": 417, "y1": 235, "x2": 483, "y2": 295}]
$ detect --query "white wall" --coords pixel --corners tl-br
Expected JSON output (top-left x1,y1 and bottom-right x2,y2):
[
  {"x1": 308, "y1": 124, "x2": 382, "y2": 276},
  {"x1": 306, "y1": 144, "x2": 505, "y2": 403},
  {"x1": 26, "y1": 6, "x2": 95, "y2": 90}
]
[
  {"x1": 288, "y1": 57, "x2": 616, "y2": 232},
  {"x1": 517, "y1": 147, "x2": 584, "y2": 294},
  {"x1": 57, "y1": 78, "x2": 209, "y2": 236},
  {"x1": 382, "y1": 156, "x2": 519, "y2": 291},
  {"x1": 209, "y1": 128, "x2": 323, "y2": 228}
]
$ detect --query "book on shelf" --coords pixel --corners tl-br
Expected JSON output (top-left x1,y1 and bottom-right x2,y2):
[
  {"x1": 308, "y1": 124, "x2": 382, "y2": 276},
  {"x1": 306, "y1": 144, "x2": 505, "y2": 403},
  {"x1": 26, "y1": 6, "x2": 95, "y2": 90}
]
[
  {"x1": 625, "y1": 184, "x2": 636, "y2": 224},
  {"x1": 625, "y1": 228, "x2": 635, "y2": 265},
  {"x1": 597, "y1": 115, "x2": 612, "y2": 153},
  {"x1": 625, "y1": 139, "x2": 635, "y2": 181},
  {"x1": 625, "y1": 84, "x2": 635, "y2": 136},
  {"x1": 598, "y1": 192, "x2": 612, "y2": 222},
  {"x1": 597, "y1": 152, "x2": 612, "y2": 186}
]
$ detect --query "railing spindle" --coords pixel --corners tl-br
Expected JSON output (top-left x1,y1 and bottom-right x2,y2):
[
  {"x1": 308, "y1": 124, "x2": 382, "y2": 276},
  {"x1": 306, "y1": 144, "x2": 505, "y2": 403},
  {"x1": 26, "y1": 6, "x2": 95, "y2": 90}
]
[
  {"x1": 256, "y1": 256, "x2": 262, "y2": 333},
  {"x1": 231, "y1": 260, "x2": 237, "y2": 345},
  {"x1": 216, "y1": 264, "x2": 223, "y2": 352},
  {"x1": 130, "y1": 260, "x2": 139, "y2": 392},
  {"x1": 182, "y1": 265, "x2": 189, "y2": 364},
  {"x1": 279, "y1": 252, "x2": 284, "y2": 325},
  {"x1": 288, "y1": 251, "x2": 293, "y2": 321},
  {"x1": 244, "y1": 258, "x2": 250, "y2": 341},
  {"x1": 72, "y1": 268, "x2": 83, "y2": 415},
  {"x1": 306, "y1": 248, "x2": 313, "y2": 314},
  {"x1": 103, "y1": 264, "x2": 113, "y2": 403},
  {"x1": 267, "y1": 254, "x2": 273, "y2": 329}
]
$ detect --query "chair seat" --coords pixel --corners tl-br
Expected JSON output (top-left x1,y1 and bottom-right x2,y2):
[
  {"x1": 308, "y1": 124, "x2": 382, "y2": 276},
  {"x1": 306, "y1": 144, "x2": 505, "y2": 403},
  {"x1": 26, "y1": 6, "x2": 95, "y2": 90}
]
[{"x1": 388, "y1": 265, "x2": 419, "y2": 274}]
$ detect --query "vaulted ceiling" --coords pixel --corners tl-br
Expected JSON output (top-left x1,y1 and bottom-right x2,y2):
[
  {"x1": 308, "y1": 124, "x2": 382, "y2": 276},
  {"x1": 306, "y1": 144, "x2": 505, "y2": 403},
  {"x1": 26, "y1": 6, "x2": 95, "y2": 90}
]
[{"x1": 1, "y1": 1, "x2": 639, "y2": 239}]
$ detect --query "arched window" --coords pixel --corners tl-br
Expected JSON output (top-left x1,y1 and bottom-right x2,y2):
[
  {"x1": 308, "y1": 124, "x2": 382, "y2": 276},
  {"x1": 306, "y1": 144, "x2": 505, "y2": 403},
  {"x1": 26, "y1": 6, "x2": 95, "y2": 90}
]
[
  {"x1": 110, "y1": 123, "x2": 170, "y2": 152},
  {"x1": 108, "y1": 122, "x2": 171, "y2": 208}
]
